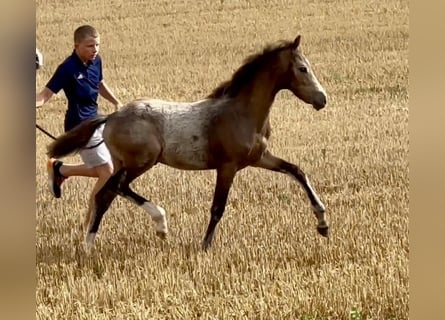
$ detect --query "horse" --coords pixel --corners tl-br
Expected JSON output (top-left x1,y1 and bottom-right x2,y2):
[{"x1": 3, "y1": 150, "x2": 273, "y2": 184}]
[
  {"x1": 47, "y1": 35, "x2": 329, "y2": 252},
  {"x1": 36, "y1": 48, "x2": 43, "y2": 70}
]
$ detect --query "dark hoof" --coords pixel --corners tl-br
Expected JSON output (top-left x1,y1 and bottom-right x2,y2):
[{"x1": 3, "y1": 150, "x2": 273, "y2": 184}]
[
  {"x1": 317, "y1": 225, "x2": 329, "y2": 237},
  {"x1": 156, "y1": 231, "x2": 167, "y2": 240},
  {"x1": 201, "y1": 239, "x2": 212, "y2": 251}
]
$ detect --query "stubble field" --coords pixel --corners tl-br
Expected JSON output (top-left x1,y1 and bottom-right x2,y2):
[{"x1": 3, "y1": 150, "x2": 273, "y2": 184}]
[{"x1": 36, "y1": 0, "x2": 409, "y2": 319}]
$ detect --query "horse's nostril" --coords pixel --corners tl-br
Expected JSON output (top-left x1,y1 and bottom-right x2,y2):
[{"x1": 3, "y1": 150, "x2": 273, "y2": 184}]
[
  {"x1": 320, "y1": 94, "x2": 327, "y2": 105},
  {"x1": 313, "y1": 93, "x2": 327, "y2": 110}
]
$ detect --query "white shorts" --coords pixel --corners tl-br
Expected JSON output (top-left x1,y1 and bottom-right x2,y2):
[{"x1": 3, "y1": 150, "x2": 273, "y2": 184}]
[{"x1": 79, "y1": 124, "x2": 112, "y2": 168}]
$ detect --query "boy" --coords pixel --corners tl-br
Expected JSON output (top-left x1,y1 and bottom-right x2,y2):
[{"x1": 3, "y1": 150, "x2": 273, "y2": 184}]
[{"x1": 36, "y1": 25, "x2": 122, "y2": 217}]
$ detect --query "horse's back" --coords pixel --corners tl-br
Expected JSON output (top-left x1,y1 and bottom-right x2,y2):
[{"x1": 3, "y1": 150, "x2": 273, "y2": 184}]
[
  {"x1": 146, "y1": 98, "x2": 218, "y2": 169},
  {"x1": 107, "y1": 98, "x2": 219, "y2": 170}
]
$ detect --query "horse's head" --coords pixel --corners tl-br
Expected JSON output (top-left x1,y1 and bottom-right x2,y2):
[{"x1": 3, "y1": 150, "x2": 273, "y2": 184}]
[
  {"x1": 36, "y1": 48, "x2": 43, "y2": 70},
  {"x1": 282, "y1": 35, "x2": 327, "y2": 110}
]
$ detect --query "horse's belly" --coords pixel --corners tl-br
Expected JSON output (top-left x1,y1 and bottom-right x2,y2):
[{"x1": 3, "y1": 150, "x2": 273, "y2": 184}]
[{"x1": 161, "y1": 140, "x2": 210, "y2": 170}]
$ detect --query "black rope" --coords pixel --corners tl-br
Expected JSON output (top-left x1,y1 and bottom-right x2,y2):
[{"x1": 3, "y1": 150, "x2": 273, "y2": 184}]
[
  {"x1": 36, "y1": 123, "x2": 104, "y2": 149},
  {"x1": 36, "y1": 124, "x2": 57, "y2": 140}
]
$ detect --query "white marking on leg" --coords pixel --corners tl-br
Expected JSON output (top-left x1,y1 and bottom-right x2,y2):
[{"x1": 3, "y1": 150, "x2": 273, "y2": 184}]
[
  {"x1": 306, "y1": 179, "x2": 325, "y2": 214},
  {"x1": 306, "y1": 179, "x2": 328, "y2": 229},
  {"x1": 141, "y1": 202, "x2": 168, "y2": 235},
  {"x1": 286, "y1": 173, "x2": 327, "y2": 227},
  {"x1": 84, "y1": 232, "x2": 96, "y2": 255}
]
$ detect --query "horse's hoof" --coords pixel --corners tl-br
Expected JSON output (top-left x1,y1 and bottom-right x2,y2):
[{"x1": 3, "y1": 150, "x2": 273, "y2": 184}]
[
  {"x1": 201, "y1": 240, "x2": 212, "y2": 252},
  {"x1": 156, "y1": 231, "x2": 167, "y2": 240},
  {"x1": 317, "y1": 225, "x2": 329, "y2": 237}
]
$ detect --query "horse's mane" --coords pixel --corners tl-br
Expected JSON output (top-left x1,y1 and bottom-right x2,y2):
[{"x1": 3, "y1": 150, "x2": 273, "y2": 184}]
[{"x1": 207, "y1": 40, "x2": 293, "y2": 99}]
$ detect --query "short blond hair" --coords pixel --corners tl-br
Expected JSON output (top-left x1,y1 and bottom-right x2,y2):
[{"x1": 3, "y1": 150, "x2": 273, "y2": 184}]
[{"x1": 74, "y1": 25, "x2": 99, "y2": 44}]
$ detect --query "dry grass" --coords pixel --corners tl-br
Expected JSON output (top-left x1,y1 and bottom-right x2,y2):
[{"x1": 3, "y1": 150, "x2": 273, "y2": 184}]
[{"x1": 36, "y1": 0, "x2": 408, "y2": 319}]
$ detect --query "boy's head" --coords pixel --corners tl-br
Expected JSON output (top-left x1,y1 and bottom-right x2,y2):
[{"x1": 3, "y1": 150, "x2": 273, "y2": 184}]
[{"x1": 73, "y1": 25, "x2": 100, "y2": 64}]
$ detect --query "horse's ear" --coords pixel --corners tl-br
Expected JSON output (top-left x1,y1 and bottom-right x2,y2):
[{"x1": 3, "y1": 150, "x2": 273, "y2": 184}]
[{"x1": 291, "y1": 35, "x2": 301, "y2": 50}]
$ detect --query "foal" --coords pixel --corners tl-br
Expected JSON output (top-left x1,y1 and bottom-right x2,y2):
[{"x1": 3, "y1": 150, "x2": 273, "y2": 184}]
[{"x1": 47, "y1": 35, "x2": 329, "y2": 252}]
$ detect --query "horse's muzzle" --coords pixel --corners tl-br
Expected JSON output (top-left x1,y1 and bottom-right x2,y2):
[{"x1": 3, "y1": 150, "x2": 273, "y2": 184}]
[{"x1": 313, "y1": 93, "x2": 327, "y2": 110}]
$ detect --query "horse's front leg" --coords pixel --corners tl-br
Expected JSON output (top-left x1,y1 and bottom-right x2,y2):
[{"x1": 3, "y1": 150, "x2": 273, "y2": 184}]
[
  {"x1": 202, "y1": 163, "x2": 238, "y2": 251},
  {"x1": 252, "y1": 150, "x2": 328, "y2": 237}
]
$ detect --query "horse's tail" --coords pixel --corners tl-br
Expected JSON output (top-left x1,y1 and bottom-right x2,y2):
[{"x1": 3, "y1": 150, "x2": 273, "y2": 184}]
[{"x1": 47, "y1": 115, "x2": 109, "y2": 159}]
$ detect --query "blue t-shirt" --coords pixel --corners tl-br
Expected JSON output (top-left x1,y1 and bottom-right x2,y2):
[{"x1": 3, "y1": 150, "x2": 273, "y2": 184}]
[{"x1": 46, "y1": 51, "x2": 103, "y2": 132}]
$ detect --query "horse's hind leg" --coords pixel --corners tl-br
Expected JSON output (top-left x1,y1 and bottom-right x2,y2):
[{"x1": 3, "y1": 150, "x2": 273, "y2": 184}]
[
  {"x1": 84, "y1": 158, "x2": 122, "y2": 232},
  {"x1": 84, "y1": 168, "x2": 125, "y2": 253},
  {"x1": 118, "y1": 166, "x2": 168, "y2": 239},
  {"x1": 252, "y1": 150, "x2": 328, "y2": 237}
]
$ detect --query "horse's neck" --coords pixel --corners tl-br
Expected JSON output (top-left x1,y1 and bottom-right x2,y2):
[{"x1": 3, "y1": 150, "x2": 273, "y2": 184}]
[{"x1": 238, "y1": 69, "x2": 281, "y2": 132}]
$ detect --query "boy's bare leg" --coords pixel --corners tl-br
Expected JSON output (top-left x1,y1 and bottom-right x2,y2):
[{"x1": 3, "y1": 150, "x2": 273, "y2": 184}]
[
  {"x1": 83, "y1": 163, "x2": 114, "y2": 231},
  {"x1": 59, "y1": 163, "x2": 99, "y2": 178}
]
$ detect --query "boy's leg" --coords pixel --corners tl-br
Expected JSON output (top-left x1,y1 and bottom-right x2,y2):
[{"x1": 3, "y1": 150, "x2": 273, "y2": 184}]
[
  {"x1": 75, "y1": 124, "x2": 114, "y2": 229},
  {"x1": 47, "y1": 160, "x2": 100, "y2": 198},
  {"x1": 47, "y1": 159, "x2": 113, "y2": 228},
  {"x1": 60, "y1": 163, "x2": 99, "y2": 177},
  {"x1": 84, "y1": 163, "x2": 114, "y2": 230},
  {"x1": 47, "y1": 124, "x2": 110, "y2": 199}
]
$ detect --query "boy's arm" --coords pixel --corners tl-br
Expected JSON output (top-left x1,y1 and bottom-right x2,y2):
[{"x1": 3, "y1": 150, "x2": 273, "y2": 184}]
[
  {"x1": 36, "y1": 87, "x2": 54, "y2": 108},
  {"x1": 37, "y1": 63, "x2": 66, "y2": 108},
  {"x1": 99, "y1": 80, "x2": 122, "y2": 111}
]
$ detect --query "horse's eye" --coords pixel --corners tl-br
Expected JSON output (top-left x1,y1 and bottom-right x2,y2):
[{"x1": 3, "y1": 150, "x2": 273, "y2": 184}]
[{"x1": 298, "y1": 66, "x2": 308, "y2": 73}]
